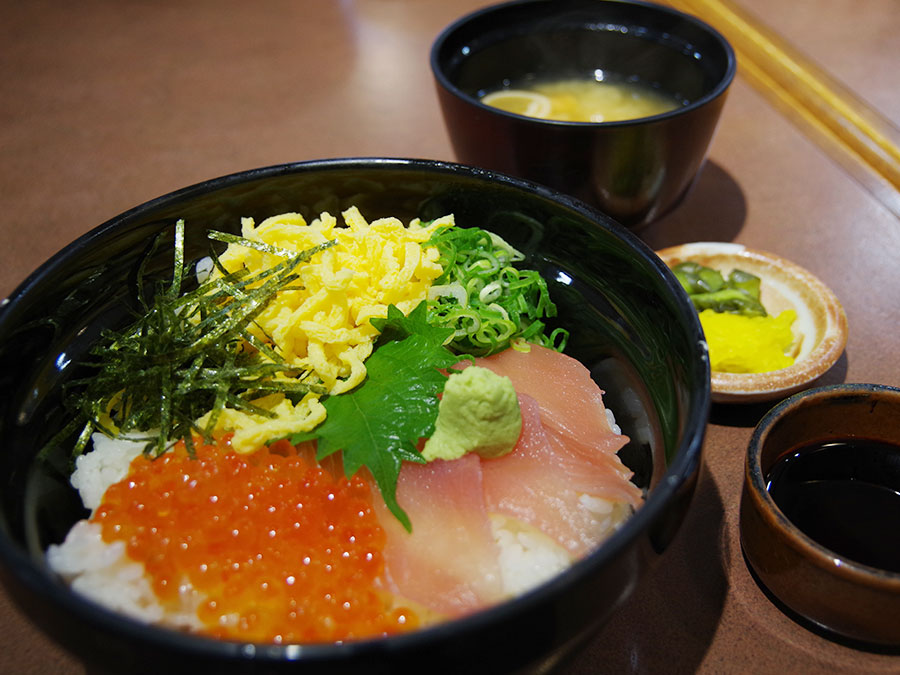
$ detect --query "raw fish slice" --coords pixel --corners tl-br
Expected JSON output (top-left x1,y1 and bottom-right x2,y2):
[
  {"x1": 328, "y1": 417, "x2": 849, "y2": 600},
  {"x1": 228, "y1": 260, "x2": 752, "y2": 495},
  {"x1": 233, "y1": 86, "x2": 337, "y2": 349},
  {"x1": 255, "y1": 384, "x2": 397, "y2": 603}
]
[
  {"x1": 475, "y1": 344, "x2": 626, "y2": 456},
  {"x1": 481, "y1": 395, "x2": 599, "y2": 554},
  {"x1": 475, "y1": 345, "x2": 634, "y2": 488},
  {"x1": 482, "y1": 395, "x2": 640, "y2": 556},
  {"x1": 542, "y1": 427, "x2": 643, "y2": 506},
  {"x1": 374, "y1": 453, "x2": 505, "y2": 617}
]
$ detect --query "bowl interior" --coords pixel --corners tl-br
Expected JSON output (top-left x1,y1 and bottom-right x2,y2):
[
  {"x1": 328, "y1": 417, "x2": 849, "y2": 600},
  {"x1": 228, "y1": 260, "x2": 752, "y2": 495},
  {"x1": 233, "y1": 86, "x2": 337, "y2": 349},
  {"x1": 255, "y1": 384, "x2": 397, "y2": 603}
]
[
  {"x1": 434, "y1": 0, "x2": 733, "y2": 116},
  {"x1": 0, "y1": 159, "x2": 709, "y2": 672}
]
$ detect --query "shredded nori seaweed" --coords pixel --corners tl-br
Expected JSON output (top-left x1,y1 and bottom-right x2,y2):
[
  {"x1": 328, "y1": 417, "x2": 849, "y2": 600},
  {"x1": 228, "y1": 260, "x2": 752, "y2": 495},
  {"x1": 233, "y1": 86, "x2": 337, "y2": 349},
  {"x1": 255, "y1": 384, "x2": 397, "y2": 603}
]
[{"x1": 55, "y1": 220, "x2": 334, "y2": 459}]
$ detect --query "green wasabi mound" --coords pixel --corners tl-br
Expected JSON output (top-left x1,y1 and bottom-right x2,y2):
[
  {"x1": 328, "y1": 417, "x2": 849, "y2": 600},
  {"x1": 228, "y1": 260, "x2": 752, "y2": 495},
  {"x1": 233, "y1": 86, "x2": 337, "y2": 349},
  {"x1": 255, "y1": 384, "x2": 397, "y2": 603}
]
[{"x1": 422, "y1": 366, "x2": 522, "y2": 461}]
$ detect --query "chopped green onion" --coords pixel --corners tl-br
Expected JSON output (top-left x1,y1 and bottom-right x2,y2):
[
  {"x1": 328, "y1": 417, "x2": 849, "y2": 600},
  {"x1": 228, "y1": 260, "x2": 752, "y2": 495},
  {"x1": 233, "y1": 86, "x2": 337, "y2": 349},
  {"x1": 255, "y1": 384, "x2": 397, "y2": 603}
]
[{"x1": 425, "y1": 225, "x2": 567, "y2": 356}]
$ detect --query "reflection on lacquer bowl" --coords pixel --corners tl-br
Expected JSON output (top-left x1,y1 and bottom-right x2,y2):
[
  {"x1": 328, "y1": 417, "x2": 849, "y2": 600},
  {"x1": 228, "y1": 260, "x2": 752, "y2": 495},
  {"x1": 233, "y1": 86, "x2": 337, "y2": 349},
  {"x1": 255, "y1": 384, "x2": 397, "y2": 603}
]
[
  {"x1": 431, "y1": 0, "x2": 736, "y2": 229},
  {"x1": 0, "y1": 158, "x2": 708, "y2": 674}
]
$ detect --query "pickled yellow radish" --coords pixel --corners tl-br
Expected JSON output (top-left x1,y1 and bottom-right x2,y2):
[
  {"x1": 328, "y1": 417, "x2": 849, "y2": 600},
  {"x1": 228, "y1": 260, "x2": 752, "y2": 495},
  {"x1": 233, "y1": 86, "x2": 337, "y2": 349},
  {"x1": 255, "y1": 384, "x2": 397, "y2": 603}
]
[{"x1": 700, "y1": 309, "x2": 799, "y2": 374}]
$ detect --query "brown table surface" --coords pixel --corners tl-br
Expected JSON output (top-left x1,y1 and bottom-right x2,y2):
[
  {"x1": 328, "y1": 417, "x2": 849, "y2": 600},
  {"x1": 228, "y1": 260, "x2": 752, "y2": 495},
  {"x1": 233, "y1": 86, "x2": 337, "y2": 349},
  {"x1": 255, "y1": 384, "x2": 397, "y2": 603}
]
[{"x1": 2, "y1": 1, "x2": 899, "y2": 673}]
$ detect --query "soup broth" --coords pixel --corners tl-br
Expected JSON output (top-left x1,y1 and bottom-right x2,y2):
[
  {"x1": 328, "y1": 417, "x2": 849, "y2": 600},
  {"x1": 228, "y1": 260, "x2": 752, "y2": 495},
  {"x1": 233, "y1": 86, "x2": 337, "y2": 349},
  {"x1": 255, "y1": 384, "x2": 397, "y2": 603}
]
[{"x1": 481, "y1": 77, "x2": 683, "y2": 123}]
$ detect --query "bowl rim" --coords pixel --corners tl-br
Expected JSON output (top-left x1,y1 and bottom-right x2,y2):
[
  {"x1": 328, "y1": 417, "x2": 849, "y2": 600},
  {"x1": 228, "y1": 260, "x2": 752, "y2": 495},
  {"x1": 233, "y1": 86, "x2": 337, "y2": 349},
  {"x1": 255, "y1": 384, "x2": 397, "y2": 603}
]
[
  {"x1": 0, "y1": 156, "x2": 710, "y2": 665},
  {"x1": 745, "y1": 382, "x2": 900, "y2": 586},
  {"x1": 429, "y1": 0, "x2": 737, "y2": 128}
]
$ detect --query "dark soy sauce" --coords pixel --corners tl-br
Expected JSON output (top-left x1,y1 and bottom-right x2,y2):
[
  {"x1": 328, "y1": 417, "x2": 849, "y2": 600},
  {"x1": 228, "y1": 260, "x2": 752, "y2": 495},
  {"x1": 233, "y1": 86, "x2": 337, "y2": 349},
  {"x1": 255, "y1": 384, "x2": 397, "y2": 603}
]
[{"x1": 765, "y1": 438, "x2": 900, "y2": 573}]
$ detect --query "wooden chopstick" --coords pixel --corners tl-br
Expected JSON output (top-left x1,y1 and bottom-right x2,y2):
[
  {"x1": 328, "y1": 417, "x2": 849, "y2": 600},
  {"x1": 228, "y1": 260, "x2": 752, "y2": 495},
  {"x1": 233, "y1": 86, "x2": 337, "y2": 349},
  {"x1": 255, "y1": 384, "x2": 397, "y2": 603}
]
[{"x1": 663, "y1": 0, "x2": 900, "y2": 218}]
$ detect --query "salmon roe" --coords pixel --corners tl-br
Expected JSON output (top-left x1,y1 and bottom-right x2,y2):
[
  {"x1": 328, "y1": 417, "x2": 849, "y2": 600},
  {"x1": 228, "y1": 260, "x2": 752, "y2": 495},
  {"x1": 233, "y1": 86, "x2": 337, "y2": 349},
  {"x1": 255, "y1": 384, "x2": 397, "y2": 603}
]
[{"x1": 92, "y1": 439, "x2": 419, "y2": 643}]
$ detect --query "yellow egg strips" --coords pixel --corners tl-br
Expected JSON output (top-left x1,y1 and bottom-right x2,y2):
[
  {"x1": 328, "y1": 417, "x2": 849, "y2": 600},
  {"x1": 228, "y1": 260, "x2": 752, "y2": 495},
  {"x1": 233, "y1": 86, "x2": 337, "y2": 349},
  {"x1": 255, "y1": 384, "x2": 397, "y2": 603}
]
[{"x1": 200, "y1": 206, "x2": 451, "y2": 452}]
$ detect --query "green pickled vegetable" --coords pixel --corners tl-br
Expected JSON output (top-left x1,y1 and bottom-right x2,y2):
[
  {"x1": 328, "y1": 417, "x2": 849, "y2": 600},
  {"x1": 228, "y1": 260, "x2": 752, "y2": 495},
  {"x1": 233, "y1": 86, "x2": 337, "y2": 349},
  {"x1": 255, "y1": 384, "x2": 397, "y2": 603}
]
[
  {"x1": 674, "y1": 261, "x2": 725, "y2": 294},
  {"x1": 673, "y1": 261, "x2": 767, "y2": 317},
  {"x1": 728, "y1": 268, "x2": 762, "y2": 300}
]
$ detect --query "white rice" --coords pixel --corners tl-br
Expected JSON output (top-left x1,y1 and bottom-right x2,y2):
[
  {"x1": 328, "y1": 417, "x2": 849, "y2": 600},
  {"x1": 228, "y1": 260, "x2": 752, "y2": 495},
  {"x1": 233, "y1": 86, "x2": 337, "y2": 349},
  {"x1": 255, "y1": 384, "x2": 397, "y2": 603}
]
[
  {"x1": 47, "y1": 520, "x2": 203, "y2": 630},
  {"x1": 605, "y1": 407, "x2": 621, "y2": 435},
  {"x1": 49, "y1": 434, "x2": 203, "y2": 629},
  {"x1": 490, "y1": 514, "x2": 572, "y2": 596},
  {"x1": 69, "y1": 433, "x2": 145, "y2": 511}
]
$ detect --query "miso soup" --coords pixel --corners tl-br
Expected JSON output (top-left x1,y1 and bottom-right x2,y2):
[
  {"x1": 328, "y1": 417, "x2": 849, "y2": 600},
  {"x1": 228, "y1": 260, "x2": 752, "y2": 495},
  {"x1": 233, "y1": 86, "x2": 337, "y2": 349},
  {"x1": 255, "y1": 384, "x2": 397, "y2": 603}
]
[{"x1": 481, "y1": 77, "x2": 683, "y2": 123}]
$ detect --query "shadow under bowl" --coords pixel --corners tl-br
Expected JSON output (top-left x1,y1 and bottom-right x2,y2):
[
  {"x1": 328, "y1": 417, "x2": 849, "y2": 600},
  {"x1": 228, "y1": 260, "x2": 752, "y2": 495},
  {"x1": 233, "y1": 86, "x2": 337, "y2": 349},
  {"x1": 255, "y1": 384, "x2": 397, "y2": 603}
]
[
  {"x1": 430, "y1": 0, "x2": 736, "y2": 230},
  {"x1": 741, "y1": 383, "x2": 900, "y2": 646},
  {"x1": 0, "y1": 158, "x2": 709, "y2": 674}
]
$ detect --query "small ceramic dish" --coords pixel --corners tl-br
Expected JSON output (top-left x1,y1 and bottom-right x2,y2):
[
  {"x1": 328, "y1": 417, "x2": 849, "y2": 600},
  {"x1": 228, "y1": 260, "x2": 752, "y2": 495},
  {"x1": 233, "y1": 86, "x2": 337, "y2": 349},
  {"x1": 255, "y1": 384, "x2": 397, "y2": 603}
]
[
  {"x1": 740, "y1": 384, "x2": 900, "y2": 646},
  {"x1": 657, "y1": 242, "x2": 848, "y2": 404}
]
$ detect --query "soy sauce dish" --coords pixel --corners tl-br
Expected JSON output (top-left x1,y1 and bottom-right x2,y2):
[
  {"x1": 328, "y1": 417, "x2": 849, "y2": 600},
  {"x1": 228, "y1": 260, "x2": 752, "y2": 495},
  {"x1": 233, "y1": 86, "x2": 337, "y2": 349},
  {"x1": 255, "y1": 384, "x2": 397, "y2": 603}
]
[
  {"x1": 657, "y1": 242, "x2": 848, "y2": 404},
  {"x1": 741, "y1": 384, "x2": 900, "y2": 646}
]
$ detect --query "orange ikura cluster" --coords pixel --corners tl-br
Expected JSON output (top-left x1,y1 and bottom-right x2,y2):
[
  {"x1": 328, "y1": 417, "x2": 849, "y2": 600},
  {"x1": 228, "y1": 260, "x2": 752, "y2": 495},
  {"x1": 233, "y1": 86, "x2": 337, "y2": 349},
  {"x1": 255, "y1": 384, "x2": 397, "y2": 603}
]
[{"x1": 92, "y1": 439, "x2": 419, "y2": 643}]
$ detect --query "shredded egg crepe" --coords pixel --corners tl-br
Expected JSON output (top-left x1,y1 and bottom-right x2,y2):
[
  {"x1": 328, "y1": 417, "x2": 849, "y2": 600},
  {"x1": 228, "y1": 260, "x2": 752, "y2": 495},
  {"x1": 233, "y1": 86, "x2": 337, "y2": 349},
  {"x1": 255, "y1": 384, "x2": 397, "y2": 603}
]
[{"x1": 198, "y1": 206, "x2": 451, "y2": 452}]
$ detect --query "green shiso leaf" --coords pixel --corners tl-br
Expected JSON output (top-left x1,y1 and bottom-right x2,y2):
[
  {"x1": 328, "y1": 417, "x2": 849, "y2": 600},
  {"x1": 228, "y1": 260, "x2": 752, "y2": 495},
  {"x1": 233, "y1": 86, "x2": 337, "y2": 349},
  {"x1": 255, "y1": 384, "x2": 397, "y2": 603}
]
[
  {"x1": 290, "y1": 302, "x2": 461, "y2": 532},
  {"x1": 370, "y1": 299, "x2": 457, "y2": 348}
]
